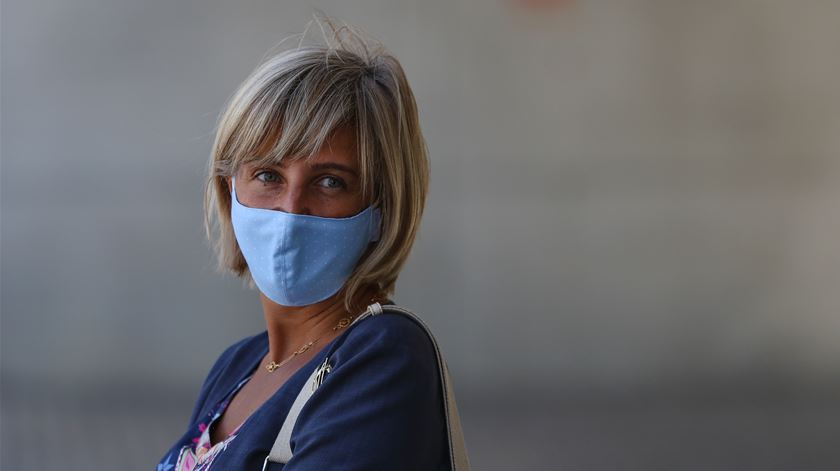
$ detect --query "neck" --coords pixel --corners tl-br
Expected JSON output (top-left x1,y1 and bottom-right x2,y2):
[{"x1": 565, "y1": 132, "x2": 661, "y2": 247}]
[{"x1": 260, "y1": 292, "x2": 351, "y2": 363}]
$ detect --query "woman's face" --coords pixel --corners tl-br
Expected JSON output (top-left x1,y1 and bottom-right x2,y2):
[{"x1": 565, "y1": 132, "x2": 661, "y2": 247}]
[{"x1": 227, "y1": 127, "x2": 366, "y2": 218}]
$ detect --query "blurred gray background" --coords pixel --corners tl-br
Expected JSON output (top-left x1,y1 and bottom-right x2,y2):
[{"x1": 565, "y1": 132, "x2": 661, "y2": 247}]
[{"x1": 3, "y1": 0, "x2": 840, "y2": 469}]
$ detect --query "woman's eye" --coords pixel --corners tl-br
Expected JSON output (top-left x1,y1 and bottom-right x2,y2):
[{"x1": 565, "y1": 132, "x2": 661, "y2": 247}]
[
  {"x1": 255, "y1": 171, "x2": 279, "y2": 184},
  {"x1": 317, "y1": 176, "x2": 346, "y2": 190}
]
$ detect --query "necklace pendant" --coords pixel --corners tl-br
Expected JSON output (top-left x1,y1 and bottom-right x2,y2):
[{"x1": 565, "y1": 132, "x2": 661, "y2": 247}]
[{"x1": 333, "y1": 315, "x2": 354, "y2": 331}]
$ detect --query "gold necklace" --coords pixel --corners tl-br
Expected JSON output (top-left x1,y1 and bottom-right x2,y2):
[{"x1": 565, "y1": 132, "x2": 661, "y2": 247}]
[
  {"x1": 265, "y1": 294, "x2": 387, "y2": 373},
  {"x1": 265, "y1": 313, "x2": 356, "y2": 373}
]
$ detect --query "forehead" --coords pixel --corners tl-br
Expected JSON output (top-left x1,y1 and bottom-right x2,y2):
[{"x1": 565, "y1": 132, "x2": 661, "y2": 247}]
[
  {"x1": 244, "y1": 125, "x2": 358, "y2": 170},
  {"x1": 315, "y1": 126, "x2": 357, "y2": 165}
]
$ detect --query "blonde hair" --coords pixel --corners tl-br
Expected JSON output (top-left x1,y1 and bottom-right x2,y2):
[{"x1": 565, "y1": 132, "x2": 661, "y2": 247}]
[{"x1": 203, "y1": 17, "x2": 429, "y2": 312}]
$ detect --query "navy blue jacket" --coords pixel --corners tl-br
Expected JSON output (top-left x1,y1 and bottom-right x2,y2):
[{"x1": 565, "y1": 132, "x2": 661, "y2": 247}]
[{"x1": 157, "y1": 307, "x2": 450, "y2": 470}]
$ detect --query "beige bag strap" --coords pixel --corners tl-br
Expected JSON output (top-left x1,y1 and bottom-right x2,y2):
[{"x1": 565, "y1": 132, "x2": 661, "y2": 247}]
[{"x1": 263, "y1": 302, "x2": 471, "y2": 470}]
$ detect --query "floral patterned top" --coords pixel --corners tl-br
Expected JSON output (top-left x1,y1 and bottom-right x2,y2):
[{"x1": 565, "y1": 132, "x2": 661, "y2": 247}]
[{"x1": 172, "y1": 374, "x2": 253, "y2": 470}]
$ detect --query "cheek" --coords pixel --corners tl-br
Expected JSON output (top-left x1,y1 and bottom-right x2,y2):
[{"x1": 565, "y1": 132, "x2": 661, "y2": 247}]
[
  {"x1": 234, "y1": 182, "x2": 273, "y2": 208},
  {"x1": 313, "y1": 192, "x2": 366, "y2": 218}
]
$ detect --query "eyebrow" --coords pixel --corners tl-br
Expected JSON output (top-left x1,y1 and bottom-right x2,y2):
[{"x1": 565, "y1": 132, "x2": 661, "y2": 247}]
[{"x1": 308, "y1": 162, "x2": 359, "y2": 178}]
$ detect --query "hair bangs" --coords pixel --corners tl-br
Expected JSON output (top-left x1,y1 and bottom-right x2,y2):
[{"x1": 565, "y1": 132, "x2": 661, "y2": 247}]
[{"x1": 232, "y1": 62, "x2": 358, "y2": 174}]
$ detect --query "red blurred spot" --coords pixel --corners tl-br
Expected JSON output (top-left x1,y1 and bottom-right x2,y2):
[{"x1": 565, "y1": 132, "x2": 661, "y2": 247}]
[{"x1": 510, "y1": 0, "x2": 575, "y2": 11}]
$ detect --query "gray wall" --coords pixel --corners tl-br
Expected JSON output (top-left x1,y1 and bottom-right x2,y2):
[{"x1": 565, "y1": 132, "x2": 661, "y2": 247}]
[{"x1": 3, "y1": 1, "x2": 840, "y2": 469}]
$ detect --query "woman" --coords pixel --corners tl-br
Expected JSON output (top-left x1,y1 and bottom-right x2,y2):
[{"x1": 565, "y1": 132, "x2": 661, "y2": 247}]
[{"x1": 156, "y1": 20, "x2": 469, "y2": 471}]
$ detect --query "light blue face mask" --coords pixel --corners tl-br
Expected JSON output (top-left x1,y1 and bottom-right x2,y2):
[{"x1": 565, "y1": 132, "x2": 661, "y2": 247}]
[{"x1": 229, "y1": 176, "x2": 381, "y2": 306}]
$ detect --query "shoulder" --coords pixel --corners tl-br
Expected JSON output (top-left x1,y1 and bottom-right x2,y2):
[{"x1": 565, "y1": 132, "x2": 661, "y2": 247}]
[
  {"x1": 187, "y1": 331, "x2": 265, "y2": 425},
  {"x1": 289, "y1": 308, "x2": 448, "y2": 468},
  {"x1": 200, "y1": 331, "x2": 265, "y2": 395},
  {"x1": 339, "y1": 308, "x2": 438, "y2": 363},
  {"x1": 322, "y1": 307, "x2": 442, "y2": 389}
]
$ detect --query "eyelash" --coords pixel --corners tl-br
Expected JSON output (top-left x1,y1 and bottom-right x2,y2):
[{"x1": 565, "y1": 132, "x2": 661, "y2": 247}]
[
  {"x1": 318, "y1": 176, "x2": 347, "y2": 189},
  {"x1": 254, "y1": 170, "x2": 347, "y2": 190},
  {"x1": 254, "y1": 170, "x2": 278, "y2": 184}
]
